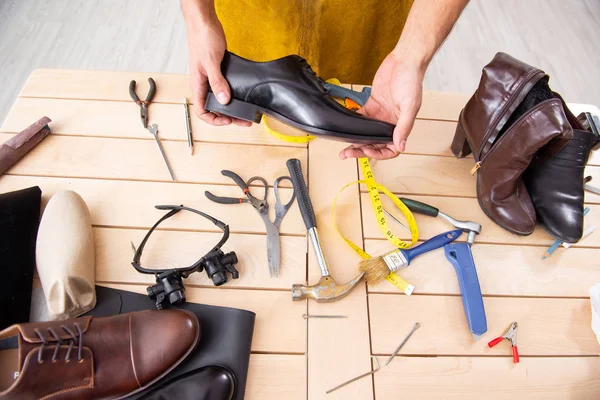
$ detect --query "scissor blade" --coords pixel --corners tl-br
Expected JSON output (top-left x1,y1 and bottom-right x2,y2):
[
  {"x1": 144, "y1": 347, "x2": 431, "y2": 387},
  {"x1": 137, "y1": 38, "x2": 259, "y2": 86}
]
[{"x1": 263, "y1": 215, "x2": 281, "y2": 278}]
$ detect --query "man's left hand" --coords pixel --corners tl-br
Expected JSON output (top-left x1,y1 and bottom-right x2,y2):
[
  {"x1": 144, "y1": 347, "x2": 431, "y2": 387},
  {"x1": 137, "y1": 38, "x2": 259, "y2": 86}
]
[{"x1": 339, "y1": 52, "x2": 424, "y2": 160}]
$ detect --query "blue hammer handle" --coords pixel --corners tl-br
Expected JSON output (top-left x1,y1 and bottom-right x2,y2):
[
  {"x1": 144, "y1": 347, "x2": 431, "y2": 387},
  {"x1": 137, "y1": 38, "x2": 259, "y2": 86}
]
[
  {"x1": 444, "y1": 242, "x2": 487, "y2": 337},
  {"x1": 401, "y1": 230, "x2": 463, "y2": 264}
]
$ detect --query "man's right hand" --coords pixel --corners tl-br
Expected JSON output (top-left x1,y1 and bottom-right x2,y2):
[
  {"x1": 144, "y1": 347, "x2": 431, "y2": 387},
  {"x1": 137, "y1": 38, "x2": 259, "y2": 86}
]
[{"x1": 183, "y1": 0, "x2": 251, "y2": 127}]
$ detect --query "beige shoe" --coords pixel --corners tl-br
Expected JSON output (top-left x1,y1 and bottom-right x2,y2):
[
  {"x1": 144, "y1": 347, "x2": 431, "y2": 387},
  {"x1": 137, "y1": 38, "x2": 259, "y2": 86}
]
[{"x1": 36, "y1": 191, "x2": 96, "y2": 320}]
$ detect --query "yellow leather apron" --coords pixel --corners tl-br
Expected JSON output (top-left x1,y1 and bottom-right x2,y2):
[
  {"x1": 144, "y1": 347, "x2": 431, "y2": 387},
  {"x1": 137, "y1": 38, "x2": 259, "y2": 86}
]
[{"x1": 215, "y1": 0, "x2": 413, "y2": 84}]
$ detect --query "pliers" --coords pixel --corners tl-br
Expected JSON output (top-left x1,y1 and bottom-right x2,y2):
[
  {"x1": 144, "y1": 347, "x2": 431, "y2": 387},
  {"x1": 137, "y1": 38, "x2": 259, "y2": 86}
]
[
  {"x1": 488, "y1": 321, "x2": 519, "y2": 363},
  {"x1": 129, "y1": 78, "x2": 156, "y2": 128}
]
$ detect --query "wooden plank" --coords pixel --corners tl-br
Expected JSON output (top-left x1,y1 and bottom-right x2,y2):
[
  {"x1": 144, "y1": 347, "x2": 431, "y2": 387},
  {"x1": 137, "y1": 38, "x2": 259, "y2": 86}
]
[
  {"x1": 20, "y1": 69, "x2": 192, "y2": 103},
  {"x1": 306, "y1": 140, "x2": 373, "y2": 400},
  {"x1": 0, "y1": 133, "x2": 306, "y2": 186},
  {"x1": 361, "y1": 194, "x2": 600, "y2": 247},
  {"x1": 365, "y1": 240, "x2": 600, "y2": 297},
  {"x1": 0, "y1": 97, "x2": 308, "y2": 147},
  {"x1": 94, "y1": 227, "x2": 306, "y2": 290},
  {"x1": 101, "y1": 284, "x2": 305, "y2": 354},
  {"x1": 369, "y1": 295, "x2": 599, "y2": 356},
  {"x1": 0, "y1": 175, "x2": 305, "y2": 235},
  {"x1": 246, "y1": 354, "x2": 306, "y2": 400},
  {"x1": 361, "y1": 154, "x2": 600, "y2": 203},
  {"x1": 375, "y1": 357, "x2": 600, "y2": 400},
  {"x1": 352, "y1": 85, "x2": 469, "y2": 122}
]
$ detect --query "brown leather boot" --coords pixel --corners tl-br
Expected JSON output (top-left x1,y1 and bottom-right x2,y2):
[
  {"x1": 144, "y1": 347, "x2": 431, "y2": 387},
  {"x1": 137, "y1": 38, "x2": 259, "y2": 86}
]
[
  {"x1": 452, "y1": 53, "x2": 572, "y2": 235},
  {"x1": 0, "y1": 309, "x2": 200, "y2": 400}
]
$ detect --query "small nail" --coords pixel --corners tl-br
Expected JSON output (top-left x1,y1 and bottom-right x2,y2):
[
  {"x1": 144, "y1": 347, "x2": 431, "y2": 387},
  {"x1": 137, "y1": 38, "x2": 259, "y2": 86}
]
[{"x1": 216, "y1": 92, "x2": 228, "y2": 104}]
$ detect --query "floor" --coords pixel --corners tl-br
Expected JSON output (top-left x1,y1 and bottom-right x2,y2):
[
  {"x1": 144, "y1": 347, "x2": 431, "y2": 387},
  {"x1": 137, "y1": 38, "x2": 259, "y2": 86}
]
[{"x1": 1, "y1": 0, "x2": 599, "y2": 125}]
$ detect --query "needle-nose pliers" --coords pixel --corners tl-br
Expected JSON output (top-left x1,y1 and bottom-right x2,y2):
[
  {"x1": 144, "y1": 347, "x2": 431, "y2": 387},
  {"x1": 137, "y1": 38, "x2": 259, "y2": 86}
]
[{"x1": 129, "y1": 78, "x2": 156, "y2": 128}]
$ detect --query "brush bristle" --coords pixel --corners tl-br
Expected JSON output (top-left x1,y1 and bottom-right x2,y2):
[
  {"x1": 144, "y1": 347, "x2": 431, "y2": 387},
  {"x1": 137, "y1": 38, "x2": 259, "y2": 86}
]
[{"x1": 359, "y1": 256, "x2": 392, "y2": 285}]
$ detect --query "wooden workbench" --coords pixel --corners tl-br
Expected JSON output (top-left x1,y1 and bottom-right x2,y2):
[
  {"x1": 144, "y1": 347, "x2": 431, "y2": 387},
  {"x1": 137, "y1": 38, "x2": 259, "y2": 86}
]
[{"x1": 1, "y1": 70, "x2": 599, "y2": 399}]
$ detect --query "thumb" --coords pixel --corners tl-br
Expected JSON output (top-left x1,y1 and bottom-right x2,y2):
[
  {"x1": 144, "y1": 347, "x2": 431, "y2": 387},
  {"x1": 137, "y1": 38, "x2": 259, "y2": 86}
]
[
  {"x1": 206, "y1": 64, "x2": 231, "y2": 105},
  {"x1": 393, "y1": 109, "x2": 416, "y2": 153}
]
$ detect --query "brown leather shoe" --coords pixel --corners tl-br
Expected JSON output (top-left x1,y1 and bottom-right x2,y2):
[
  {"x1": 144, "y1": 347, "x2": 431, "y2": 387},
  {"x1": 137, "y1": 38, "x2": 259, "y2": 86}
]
[
  {"x1": 452, "y1": 53, "x2": 572, "y2": 235},
  {"x1": 0, "y1": 309, "x2": 200, "y2": 400}
]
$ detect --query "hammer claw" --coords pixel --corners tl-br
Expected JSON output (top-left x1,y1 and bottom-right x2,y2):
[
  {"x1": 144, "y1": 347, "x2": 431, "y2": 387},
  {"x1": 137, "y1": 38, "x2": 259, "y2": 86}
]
[{"x1": 292, "y1": 272, "x2": 364, "y2": 302}]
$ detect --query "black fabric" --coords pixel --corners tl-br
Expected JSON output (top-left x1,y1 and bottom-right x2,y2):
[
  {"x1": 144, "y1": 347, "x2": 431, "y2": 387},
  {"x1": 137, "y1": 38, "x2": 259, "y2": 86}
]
[
  {"x1": 83, "y1": 286, "x2": 255, "y2": 400},
  {"x1": 497, "y1": 76, "x2": 554, "y2": 139},
  {"x1": 0, "y1": 186, "x2": 41, "y2": 330}
]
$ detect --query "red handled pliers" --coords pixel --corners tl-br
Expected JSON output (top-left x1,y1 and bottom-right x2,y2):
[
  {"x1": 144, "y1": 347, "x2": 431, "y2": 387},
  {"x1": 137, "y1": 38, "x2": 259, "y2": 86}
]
[{"x1": 488, "y1": 321, "x2": 519, "y2": 363}]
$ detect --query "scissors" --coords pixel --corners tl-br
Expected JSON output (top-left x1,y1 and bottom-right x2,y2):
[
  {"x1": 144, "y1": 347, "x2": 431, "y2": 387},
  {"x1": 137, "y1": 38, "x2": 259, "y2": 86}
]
[{"x1": 205, "y1": 170, "x2": 296, "y2": 278}]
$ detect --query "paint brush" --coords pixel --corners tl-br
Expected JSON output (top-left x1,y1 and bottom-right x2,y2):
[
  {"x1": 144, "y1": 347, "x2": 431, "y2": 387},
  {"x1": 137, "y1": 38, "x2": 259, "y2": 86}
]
[{"x1": 359, "y1": 230, "x2": 462, "y2": 285}]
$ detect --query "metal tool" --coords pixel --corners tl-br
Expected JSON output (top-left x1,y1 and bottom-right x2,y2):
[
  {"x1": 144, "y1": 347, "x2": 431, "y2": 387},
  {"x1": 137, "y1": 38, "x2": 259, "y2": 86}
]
[
  {"x1": 129, "y1": 78, "x2": 156, "y2": 129},
  {"x1": 392, "y1": 197, "x2": 487, "y2": 338},
  {"x1": 488, "y1": 321, "x2": 519, "y2": 363},
  {"x1": 444, "y1": 243, "x2": 488, "y2": 339},
  {"x1": 205, "y1": 170, "x2": 295, "y2": 278},
  {"x1": 302, "y1": 314, "x2": 347, "y2": 319},
  {"x1": 398, "y1": 198, "x2": 482, "y2": 245},
  {"x1": 323, "y1": 83, "x2": 372, "y2": 107},
  {"x1": 147, "y1": 124, "x2": 176, "y2": 182},
  {"x1": 543, "y1": 207, "x2": 590, "y2": 259},
  {"x1": 385, "y1": 322, "x2": 420, "y2": 366},
  {"x1": 584, "y1": 176, "x2": 600, "y2": 195},
  {"x1": 184, "y1": 97, "x2": 194, "y2": 155},
  {"x1": 326, "y1": 356, "x2": 379, "y2": 394},
  {"x1": 286, "y1": 158, "x2": 364, "y2": 302}
]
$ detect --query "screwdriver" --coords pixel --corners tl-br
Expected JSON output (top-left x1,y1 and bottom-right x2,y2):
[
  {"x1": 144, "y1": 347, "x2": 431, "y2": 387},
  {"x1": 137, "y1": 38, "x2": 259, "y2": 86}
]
[{"x1": 184, "y1": 97, "x2": 194, "y2": 155}]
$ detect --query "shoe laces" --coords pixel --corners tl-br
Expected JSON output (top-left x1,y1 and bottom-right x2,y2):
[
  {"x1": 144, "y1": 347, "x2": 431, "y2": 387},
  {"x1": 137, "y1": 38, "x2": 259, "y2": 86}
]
[
  {"x1": 34, "y1": 323, "x2": 84, "y2": 364},
  {"x1": 297, "y1": 57, "x2": 326, "y2": 90}
]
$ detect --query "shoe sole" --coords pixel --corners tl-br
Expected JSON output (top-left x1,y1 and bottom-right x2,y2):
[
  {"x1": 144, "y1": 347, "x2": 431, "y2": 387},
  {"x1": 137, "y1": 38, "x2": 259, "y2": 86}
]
[
  {"x1": 114, "y1": 309, "x2": 201, "y2": 399},
  {"x1": 205, "y1": 92, "x2": 393, "y2": 144}
]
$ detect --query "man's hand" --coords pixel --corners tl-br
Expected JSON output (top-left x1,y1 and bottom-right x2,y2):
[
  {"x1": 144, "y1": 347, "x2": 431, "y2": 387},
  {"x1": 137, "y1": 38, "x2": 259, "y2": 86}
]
[
  {"x1": 339, "y1": 53, "x2": 424, "y2": 160},
  {"x1": 183, "y1": 0, "x2": 251, "y2": 127},
  {"x1": 339, "y1": 0, "x2": 469, "y2": 160}
]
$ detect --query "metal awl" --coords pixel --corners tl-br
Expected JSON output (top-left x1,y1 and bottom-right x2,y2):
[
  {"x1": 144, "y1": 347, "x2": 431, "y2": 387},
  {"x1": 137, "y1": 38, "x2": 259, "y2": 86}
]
[
  {"x1": 302, "y1": 314, "x2": 347, "y2": 319},
  {"x1": 385, "y1": 322, "x2": 420, "y2": 366},
  {"x1": 326, "y1": 356, "x2": 380, "y2": 394},
  {"x1": 147, "y1": 124, "x2": 176, "y2": 181}
]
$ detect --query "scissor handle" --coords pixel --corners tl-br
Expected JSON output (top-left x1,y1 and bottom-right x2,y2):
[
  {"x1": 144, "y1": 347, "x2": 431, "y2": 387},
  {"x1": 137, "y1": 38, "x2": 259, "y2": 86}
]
[
  {"x1": 246, "y1": 176, "x2": 269, "y2": 201},
  {"x1": 274, "y1": 176, "x2": 296, "y2": 209},
  {"x1": 205, "y1": 190, "x2": 247, "y2": 205}
]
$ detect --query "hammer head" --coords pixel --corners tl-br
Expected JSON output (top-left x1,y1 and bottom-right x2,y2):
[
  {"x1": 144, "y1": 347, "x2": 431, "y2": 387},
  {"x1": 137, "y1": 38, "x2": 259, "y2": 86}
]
[{"x1": 292, "y1": 272, "x2": 364, "y2": 303}]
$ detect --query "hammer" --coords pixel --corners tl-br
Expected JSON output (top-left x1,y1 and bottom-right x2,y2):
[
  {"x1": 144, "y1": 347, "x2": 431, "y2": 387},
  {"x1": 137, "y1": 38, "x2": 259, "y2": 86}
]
[
  {"x1": 287, "y1": 159, "x2": 364, "y2": 302},
  {"x1": 386, "y1": 198, "x2": 481, "y2": 245}
]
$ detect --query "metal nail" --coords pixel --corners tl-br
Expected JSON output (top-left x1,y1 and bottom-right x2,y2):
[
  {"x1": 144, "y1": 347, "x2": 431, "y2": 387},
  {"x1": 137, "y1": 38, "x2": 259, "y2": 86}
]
[
  {"x1": 326, "y1": 356, "x2": 379, "y2": 394},
  {"x1": 385, "y1": 322, "x2": 421, "y2": 366},
  {"x1": 383, "y1": 209, "x2": 411, "y2": 233},
  {"x1": 302, "y1": 314, "x2": 347, "y2": 319}
]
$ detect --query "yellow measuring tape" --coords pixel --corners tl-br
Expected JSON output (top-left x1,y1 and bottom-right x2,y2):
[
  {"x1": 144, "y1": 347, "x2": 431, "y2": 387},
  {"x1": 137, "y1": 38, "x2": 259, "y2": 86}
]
[
  {"x1": 262, "y1": 78, "x2": 420, "y2": 295},
  {"x1": 331, "y1": 158, "x2": 419, "y2": 295}
]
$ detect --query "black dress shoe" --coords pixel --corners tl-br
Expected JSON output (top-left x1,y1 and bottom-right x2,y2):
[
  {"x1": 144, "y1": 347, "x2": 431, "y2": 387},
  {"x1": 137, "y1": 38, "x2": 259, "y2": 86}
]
[
  {"x1": 204, "y1": 51, "x2": 395, "y2": 143},
  {"x1": 141, "y1": 366, "x2": 235, "y2": 400},
  {"x1": 525, "y1": 128, "x2": 598, "y2": 243}
]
